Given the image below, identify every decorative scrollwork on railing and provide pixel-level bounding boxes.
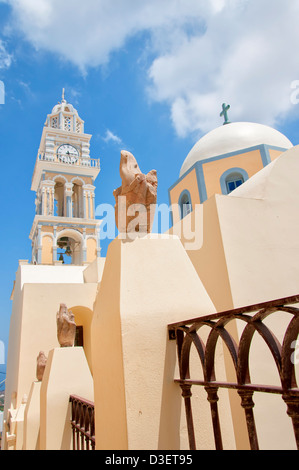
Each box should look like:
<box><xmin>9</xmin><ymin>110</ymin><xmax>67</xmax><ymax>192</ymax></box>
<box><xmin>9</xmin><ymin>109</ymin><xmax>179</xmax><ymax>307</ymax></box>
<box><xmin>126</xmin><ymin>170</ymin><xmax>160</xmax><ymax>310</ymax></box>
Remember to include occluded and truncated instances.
<box><xmin>168</xmin><ymin>295</ymin><xmax>299</xmax><ymax>450</ymax></box>
<box><xmin>69</xmin><ymin>395</ymin><xmax>95</xmax><ymax>450</ymax></box>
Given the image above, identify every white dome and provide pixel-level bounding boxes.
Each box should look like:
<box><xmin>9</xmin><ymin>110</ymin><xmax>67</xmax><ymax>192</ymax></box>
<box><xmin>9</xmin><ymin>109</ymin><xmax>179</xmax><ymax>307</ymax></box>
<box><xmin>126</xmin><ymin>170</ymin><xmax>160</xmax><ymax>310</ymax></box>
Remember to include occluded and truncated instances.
<box><xmin>180</xmin><ymin>122</ymin><xmax>293</xmax><ymax>177</ymax></box>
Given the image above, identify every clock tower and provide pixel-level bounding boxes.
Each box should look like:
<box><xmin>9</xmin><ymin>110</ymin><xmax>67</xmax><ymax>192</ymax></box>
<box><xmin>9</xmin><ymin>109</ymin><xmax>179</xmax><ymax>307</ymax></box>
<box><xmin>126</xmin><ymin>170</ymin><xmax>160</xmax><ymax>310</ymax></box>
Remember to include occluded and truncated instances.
<box><xmin>30</xmin><ymin>90</ymin><xmax>101</xmax><ymax>265</ymax></box>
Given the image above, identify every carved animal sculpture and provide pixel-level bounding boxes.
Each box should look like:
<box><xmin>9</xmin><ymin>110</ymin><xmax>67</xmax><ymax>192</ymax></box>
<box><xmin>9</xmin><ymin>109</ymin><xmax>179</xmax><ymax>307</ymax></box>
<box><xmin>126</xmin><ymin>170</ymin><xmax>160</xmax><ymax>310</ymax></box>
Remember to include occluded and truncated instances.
<box><xmin>36</xmin><ymin>351</ymin><xmax>47</xmax><ymax>382</ymax></box>
<box><xmin>56</xmin><ymin>303</ymin><xmax>76</xmax><ymax>347</ymax></box>
<box><xmin>113</xmin><ymin>150</ymin><xmax>157</xmax><ymax>234</ymax></box>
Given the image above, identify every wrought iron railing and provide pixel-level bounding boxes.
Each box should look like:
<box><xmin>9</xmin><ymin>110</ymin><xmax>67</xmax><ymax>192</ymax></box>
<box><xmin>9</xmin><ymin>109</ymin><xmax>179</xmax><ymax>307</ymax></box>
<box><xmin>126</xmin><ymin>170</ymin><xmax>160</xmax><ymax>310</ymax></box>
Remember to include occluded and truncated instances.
<box><xmin>168</xmin><ymin>294</ymin><xmax>299</xmax><ymax>450</ymax></box>
<box><xmin>69</xmin><ymin>395</ymin><xmax>95</xmax><ymax>450</ymax></box>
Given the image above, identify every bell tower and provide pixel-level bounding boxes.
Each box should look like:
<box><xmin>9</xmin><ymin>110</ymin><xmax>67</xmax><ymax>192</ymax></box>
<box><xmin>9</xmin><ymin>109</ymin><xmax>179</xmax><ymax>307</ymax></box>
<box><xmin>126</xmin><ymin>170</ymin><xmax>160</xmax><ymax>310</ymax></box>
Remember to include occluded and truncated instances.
<box><xmin>29</xmin><ymin>90</ymin><xmax>101</xmax><ymax>265</ymax></box>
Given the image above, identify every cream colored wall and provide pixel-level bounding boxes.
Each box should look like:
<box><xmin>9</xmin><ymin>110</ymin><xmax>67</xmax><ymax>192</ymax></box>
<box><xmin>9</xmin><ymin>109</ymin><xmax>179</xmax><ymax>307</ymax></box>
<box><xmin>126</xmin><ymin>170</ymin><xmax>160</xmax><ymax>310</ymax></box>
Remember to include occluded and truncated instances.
<box><xmin>219</xmin><ymin>146</ymin><xmax>299</xmax><ymax>306</ymax></box>
<box><xmin>83</xmin><ymin>257</ymin><xmax>105</xmax><ymax>284</ymax></box>
<box><xmin>4</xmin><ymin>279</ymin><xmax>97</xmax><ymax>422</ymax></box>
<box><xmin>4</xmin><ymin>267</ymin><xmax>25</xmax><ymax>419</ymax></box>
<box><xmin>23</xmin><ymin>381</ymin><xmax>41</xmax><ymax>450</ymax></box>
<box><xmin>40</xmin><ymin>347</ymin><xmax>93</xmax><ymax>450</ymax></box>
<box><xmin>169</xmin><ymin>147</ymin><xmax>299</xmax><ymax>450</ymax></box>
<box><xmin>168</xmin><ymin>199</ymin><xmax>250</xmax><ymax>450</ymax></box>
<box><xmin>215</xmin><ymin>190</ymin><xmax>299</xmax><ymax>449</ymax></box>
<box><xmin>203</xmin><ymin>149</ymin><xmax>263</xmax><ymax>198</ymax></box>
<box><xmin>91</xmin><ymin>235</ymin><xmax>237</xmax><ymax>450</ymax></box>
<box><xmin>169</xmin><ymin>196</ymin><xmax>233</xmax><ymax>313</ymax></box>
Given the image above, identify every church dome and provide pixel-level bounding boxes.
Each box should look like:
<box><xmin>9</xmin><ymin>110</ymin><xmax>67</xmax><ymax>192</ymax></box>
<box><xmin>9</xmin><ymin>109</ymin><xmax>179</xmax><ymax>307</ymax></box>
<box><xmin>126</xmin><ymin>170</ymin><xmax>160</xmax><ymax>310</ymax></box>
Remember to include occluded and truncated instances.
<box><xmin>179</xmin><ymin>122</ymin><xmax>293</xmax><ymax>177</ymax></box>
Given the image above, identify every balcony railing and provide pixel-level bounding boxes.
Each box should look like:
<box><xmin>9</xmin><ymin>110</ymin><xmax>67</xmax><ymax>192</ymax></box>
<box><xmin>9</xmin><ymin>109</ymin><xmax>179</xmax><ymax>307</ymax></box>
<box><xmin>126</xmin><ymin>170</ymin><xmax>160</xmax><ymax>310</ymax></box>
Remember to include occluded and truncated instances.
<box><xmin>38</xmin><ymin>153</ymin><xmax>100</xmax><ymax>169</ymax></box>
<box><xmin>168</xmin><ymin>294</ymin><xmax>299</xmax><ymax>450</ymax></box>
<box><xmin>69</xmin><ymin>395</ymin><xmax>95</xmax><ymax>450</ymax></box>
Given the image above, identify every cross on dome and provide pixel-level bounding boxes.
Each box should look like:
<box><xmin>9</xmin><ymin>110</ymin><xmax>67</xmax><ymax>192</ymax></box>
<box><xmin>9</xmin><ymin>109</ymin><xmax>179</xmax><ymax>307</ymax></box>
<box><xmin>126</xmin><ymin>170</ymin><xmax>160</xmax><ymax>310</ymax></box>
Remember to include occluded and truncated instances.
<box><xmin>220</xmin><ymin>103</ymin><xmax>231</xmax><ymax>125</ymax></box>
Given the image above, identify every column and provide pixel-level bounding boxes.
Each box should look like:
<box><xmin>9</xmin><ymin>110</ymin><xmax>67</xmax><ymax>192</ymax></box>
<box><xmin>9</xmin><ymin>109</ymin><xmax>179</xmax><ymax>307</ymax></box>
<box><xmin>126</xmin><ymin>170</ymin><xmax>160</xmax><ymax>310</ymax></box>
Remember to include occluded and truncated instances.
<box><xmin>49</xmin><ymin>187</ymin><xmax>55</xmax><ymax>216</ymax></box>
<box><xmin>91</xmin><ymin>192</ymin><xmax>95</xmax><ymax>219</ymax></box>
<box><xmin>40</xmin><ymin>181</ymin><xmax>55</xmax><ymax>216</ymax></box>
<box><xmin>88</xmin><ymin>192</ymin><xmax>92</xmax><ymax>219</ymax></box>
<box><xmin>82</xmin><ymin>228</ymin><xmax>87</xmax><ymax>263</ymax></box>
<box><xmin>53</xmin><ymin>226</ymin><xmax>58</xmax><ymax>262</ymax></box>
<box><xmin>64</xmin><ymin>183</ymin><xmax>74</xmax><ymax>218</ymax></box>
<box><xmin>37</xmin><ymin>225</ymin><xmax>42</xmax><ymax>264</ymax></box>
<box><xmin>41</xmin><ymin>188</ymin><xmax>46</xmax><ymax>216</ymax></box>
<box><xmin>83</xmin><ymin>189</ymin><xmax>87</xmax><ymax>219</ymax></box>
<box><xmin>82</xmin><ymin>185</ymin><xmax>96</xmax><ymax>219</ymax></box>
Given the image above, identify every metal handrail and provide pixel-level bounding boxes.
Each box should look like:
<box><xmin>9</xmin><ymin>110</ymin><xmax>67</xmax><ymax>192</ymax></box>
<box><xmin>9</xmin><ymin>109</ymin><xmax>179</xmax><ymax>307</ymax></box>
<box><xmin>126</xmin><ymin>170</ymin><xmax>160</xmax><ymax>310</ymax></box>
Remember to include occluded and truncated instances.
<box><xmin>69</xmin><ymin>395</ymin><xmax>95</xmax><ymax>450</ymax></box>
<box><xmin>168</xmin><ymin>294</ymin><xmax>299</xmax><ymax>450</ymax></box>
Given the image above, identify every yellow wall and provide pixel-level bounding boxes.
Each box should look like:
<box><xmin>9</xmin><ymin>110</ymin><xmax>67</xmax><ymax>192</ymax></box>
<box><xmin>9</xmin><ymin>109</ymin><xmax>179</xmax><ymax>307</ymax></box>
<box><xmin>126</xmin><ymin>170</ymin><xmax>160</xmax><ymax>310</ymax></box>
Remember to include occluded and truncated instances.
<box><xmin>45</xmin><ymin>172</ymin><xmax>92</xmax><ymax>185</ymax></box>
<box><xmin>169</xmin><ymin>168</ymin><xmax>200</xmax><ymax>224</ymax></box>
<box><xmin>169</xmin><ymin>149</ymin><xmax>266</xmax><ymax>226</ymax></box>
<box><xmin>41</xmin><ymin>236</ymin><xmax>53</xmax><ymax>265</ymax></box>
<box><xmin>203</xmin><ymin>149</ymin><xmax>263</xmax><ymax>198</ymax></box>
<box><xmin>41</xmin><ymin>226</ymin><xmax>53</xmax><ymax>234</ymax></box>
<box><xmin>268</xmin><ymin>148</ymin><xmax>285</xmax><ymax>162</ymax></box>
<box><xmin>86</xmin><ymin>238</ymin><xmax>97</xmax><ymax>264</ymax></box>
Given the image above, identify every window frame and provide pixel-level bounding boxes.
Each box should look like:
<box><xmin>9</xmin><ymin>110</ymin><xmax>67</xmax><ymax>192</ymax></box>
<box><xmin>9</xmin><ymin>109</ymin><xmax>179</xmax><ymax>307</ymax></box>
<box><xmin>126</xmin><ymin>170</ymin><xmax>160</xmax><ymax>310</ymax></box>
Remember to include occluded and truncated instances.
<box><xmin>178</xmin><ymin>190</ymin><xmax>193</xmax><ymax>219</ymax></box>
<box><xmin>220</xmin><ymin>168</ymin><xmax>249</xmax><ymax>195</ymax></box>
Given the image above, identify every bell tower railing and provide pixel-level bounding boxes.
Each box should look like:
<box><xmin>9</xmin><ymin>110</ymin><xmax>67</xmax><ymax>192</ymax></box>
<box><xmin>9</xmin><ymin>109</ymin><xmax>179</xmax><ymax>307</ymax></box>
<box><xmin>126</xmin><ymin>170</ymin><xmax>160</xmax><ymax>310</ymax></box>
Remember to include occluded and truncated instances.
<box><xmin>168</xmin><ymin>294</ymin><xmax>299</xmax><ymax>450</ymax></box>
<box><xmin>38</xmin><ymin>152</ymin><xmax>100</xmax><ymax>169</ymax></box>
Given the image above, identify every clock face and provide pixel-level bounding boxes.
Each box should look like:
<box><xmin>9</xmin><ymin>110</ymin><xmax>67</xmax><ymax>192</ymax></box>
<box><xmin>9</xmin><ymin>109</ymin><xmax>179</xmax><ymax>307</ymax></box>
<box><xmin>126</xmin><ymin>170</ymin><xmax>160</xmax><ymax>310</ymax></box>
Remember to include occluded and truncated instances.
<box><xmin>57</xmin><ymin>144</ymin><xmax>79</xmax><ymax>163</ymax></box>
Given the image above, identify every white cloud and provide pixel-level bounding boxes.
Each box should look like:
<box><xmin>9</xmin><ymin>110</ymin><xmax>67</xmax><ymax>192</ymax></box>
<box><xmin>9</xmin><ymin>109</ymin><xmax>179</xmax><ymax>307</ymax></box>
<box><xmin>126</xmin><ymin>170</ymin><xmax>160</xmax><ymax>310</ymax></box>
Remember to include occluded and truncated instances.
<box><xmin>148</xmin><ymin>0</ymin><xmax>299</xmax><ymax>136</ymax></box>
<box><xmin>0</xmin><ymin>40</ymin><xmax>13</xmax><ymax>69</ymax></box>
<box><xmin>102</xmin><ymin>129</ymin><xmax>122</xmax><ymax>145</ymax></box>
<box><xmin>4</xmin><ymin>0</ymin><xmax>210</xmax><ymax>70</ymax></box>
<box><xmin>4</xmin><ymin>0</ymin><xmax>299</xmax><ymax>137</ymax></box>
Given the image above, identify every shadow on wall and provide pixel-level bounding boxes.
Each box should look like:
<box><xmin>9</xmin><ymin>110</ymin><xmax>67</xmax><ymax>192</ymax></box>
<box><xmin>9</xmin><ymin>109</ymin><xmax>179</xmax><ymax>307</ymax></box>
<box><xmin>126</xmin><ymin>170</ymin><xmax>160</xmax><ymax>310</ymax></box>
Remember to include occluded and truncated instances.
<box><xmin>71</xmin><ymin>306</ymin><xmax>93</xmax><ymax>373</ymax></box>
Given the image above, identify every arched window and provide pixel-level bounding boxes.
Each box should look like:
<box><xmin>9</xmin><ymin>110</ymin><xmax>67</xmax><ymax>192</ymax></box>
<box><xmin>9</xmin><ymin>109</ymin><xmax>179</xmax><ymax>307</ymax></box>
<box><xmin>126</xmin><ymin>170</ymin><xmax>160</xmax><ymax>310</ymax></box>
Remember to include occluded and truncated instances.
<box><xmin>57</xmin><ymin>230</ymin><xmax>84</xmax><ymax>265</ymax></box>
<box><xmin>179</xmin><ymin>190</ymin><xmax>192</xmax><ymax>219</ymax></box>
<box><xmin>220</xmin><ymin>168</ymin><xmax>249</xmax><ymax>195</ymax></box>
<box><xmin>226</xmin><ymin>173</ymin><xmax>244</xmax><ymax>193</ymax></box>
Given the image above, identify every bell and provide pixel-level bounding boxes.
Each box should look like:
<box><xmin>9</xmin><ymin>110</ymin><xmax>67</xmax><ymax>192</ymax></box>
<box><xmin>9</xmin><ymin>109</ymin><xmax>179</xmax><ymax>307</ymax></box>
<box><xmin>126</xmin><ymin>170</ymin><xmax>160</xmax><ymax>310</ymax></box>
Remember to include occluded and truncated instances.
<box><xmin>65</xmin><ymin>245</ymin><xmax>72</xmax><ymax>256</ymax></box>
<box><xmin>59</xmin><ymin>253</ymin><xmax>64</xmax><ymax>263</ymax></box>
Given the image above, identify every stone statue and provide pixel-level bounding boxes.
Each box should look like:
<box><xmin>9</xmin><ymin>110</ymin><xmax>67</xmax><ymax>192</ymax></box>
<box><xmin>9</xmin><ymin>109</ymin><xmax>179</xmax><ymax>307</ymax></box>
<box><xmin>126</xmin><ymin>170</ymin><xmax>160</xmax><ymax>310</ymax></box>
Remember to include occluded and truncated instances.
<box><xmin>113</xmin><ymin>150</ymin><xmax>158</xmax><ymax>234</ymax></box>
<box><xmin>36</xmin><ymin>351</ymin><xmax>47</xmax><ymax>382</ymax></box>
<box><xmin>56</xmin><ymin>303</ymin><xmax>76</xmax><ymax>347</ymax></box>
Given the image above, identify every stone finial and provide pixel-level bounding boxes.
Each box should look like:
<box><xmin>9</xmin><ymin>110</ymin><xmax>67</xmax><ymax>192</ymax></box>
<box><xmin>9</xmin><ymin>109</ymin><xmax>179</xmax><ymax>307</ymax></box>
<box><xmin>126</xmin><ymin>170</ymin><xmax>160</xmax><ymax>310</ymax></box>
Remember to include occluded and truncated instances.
<box><xmin>36</xmin><ymin>351</ymin><xmax>47</xmax><ymax>382</ymax></box>
<box><xmin>113</xmin><ymin>150</ymin><xmax>158</xmax><ymax>234</ymax></box>
<box><xmin>56</xmin><ymin>303</ymin><xmax>76</xmax><ymax>347</ymax></box>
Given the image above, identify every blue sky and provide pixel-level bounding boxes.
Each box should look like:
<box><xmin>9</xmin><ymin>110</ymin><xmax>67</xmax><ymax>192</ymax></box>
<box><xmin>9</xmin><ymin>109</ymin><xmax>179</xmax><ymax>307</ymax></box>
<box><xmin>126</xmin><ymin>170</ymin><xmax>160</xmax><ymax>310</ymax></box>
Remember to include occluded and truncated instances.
<box><xmin>1</xmin><ymin>0</ymin><xmax>299</xmax><ymax>386</ymax></box>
